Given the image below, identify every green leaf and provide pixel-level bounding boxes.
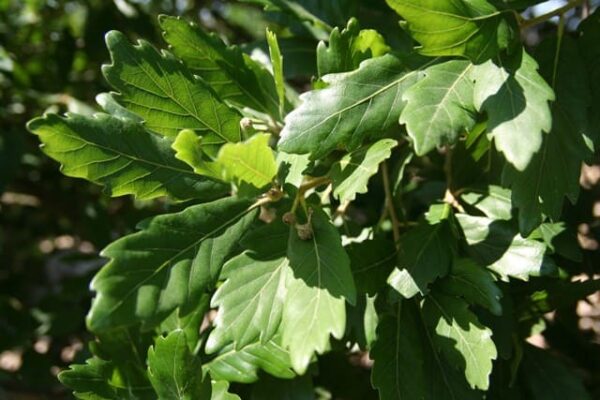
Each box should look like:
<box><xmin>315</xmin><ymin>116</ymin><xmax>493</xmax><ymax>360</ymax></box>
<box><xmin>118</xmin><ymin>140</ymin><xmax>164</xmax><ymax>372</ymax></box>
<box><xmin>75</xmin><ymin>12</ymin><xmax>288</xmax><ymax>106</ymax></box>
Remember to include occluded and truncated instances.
<box><xmin>371</xmin><ymin>302</ymin><xmax>427</xmax><ymax>400</ymax></box>
<box><xmin>330</xmin><ymin>139</ymin><xmax>397</xmax><ymax>203</ymax></box>
<box><xmin>371</xmin><ymin>300</ymin><xmax>480</xmax><ymax>399</ymax></box>
<box><xmin>251</xmin><ymin>375</ymin><xmax>314</xmax><ymax>400</ymax></box>
<box><xmin>283</xmin><ymin>208</ymin><xmax>356</xmax><ymax>373</ymax></box>
<box><xmin>60</xmin><ymin>328</ymin><xmax>156</xmax><ymax>400</ymax></box>
<box><xmin>211</xmin><ymin>381</ymin><xmax>241</xmax><ymax>400</ymax></box>
<box><xmin>278</xmin><ymin>53</ymin><xmax>433</xmax><ymax>159</ymax></box>
<box><xmin>472</xmin><ymin>49</ymin><xmax>555</xmax><ymax>171</ymax></box>
<box><xmin>456</xmin><ymin>214</ymin><xmax>556</xmax><ymax>281</ymax></box>
<box><xmin>87</xmin><ymin>197</ymin><xmax>257</xmax><ymax>332</ymax></box>
<box><xmin>218</xmin><ymin>133</ymin><xmax>277</xmax><ymax>188</ymax></box>
<box><xmin>206</xmin><ymin>255</ymin><xmax>288</xmax><ymax>351</ymax></box>
<box><xmin>317</xmin><ymin>17</ymin><xmax>389</xmax><ymax>77</ymax></box>
<box><xmin>276</xmin><ymin>151</ymin><xmax>310</xmax><ymax>187</ymax></box>
<box><xmin>204</xmin><ymin>339</ymin><xmax>295</xmax><ymax>383</ymax></box>
<box><xmin>423</xmin><ymin>293</ymin><xmax>497</xmax><ymax>390</ymax></box>
<box><xmin>525</xmin><ymin>279</ymin><xmax>600</xmax><ymax>315</ymax></box>
<box><xmin>148</xmin><ymin>330</ymin><xmax>211</xmax><ymax>399</ymax></box>
<box><xmin>387</xmin><ymin>208</ymin><xmax>455</xmax><ymax>298</ymax></box>
<box><xmin>173</xmin><ymin>131</ymin><xmax>278</xmax><ymax>188</ymax></box>
<box><xmin>400</xmin><ymin>60</ymin><xmax>476</xmax><ymax>155</ymax></box>
<box><xmin>347</xmin><ymin>294</ymin><xmax>379</xmax><ymax>350</ymax></box>
<box><xmin>385</xmin><ymin>0</ymin><xmax>516</xmax><ymax>62</ymax></box>
<box><xmin>520</xmin><ymin>344</ymin><xmax>591</xmax><ymax>400</ymax></box>
<box><xmin>58</xmin><ymin>358</ymin><xmax>126</xmax><ymax>400</ymax></box>
<box><xmin>159</xmin><ymin>294</ymin><xmax>211</xmax><ymax>353</ymax></box>
<box><xmin>103</xmin><ymin>31</ymin><xmax>241</xmax><ymax>151</ymax></box>
<box><xmin>579</xmin><ymin>9</ymin><xmax>600</xmax><ymax>145</ymax></box>
<box><xmin>346</xmin><ymin>238</ymin><xmax>397</xmax><ymax>295</ymax></box>
<box><xmin>504</xmin><ymin>37</ymin><xmax>591</xmax><ymax>235</ymax></box>
<box><xmin>96</xmin><ymin>92</ymin><xmax>143</xmax><ymax>123</ymax></box>
<box><xmin>159</xmin><ymin>15</ymin><xmax>280</xmax><ymax>120</ymax></box>
<box><xmin>27</xmin><ymin>113</ymin><xmax>227</xmax><ymax>201</ymax></box>
<box><xmin>266</xmin><ymin>28</ymin><xmax>286</xmax><ymax>118</ymax></box>
<box><xmin>460</xmin><ymin>185</ymin><xmax>512</xmax><ymax>220</ymax></box>
<box><xmin>439</xmin><ymin>258</ymin><xmax>502</xmax><ymax>316</ymax></box>
<box><xmin>240</xmin><ymin>0</ymin><xmax>335</xmax><ymax>40</ymax></box>
<box><xmin>535</xmin><ymin>222</ymin><xmax>581</xmax><ymax>262</ymax></box>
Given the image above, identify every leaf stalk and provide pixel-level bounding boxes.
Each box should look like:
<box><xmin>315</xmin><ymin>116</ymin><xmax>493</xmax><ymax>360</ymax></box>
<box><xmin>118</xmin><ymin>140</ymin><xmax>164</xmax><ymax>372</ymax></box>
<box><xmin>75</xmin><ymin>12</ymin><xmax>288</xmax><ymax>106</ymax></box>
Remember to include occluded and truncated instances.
<box><xmin>520</xmin><ymin>0</ymin><xmax>585</xmax><ymax>29</ymax></box>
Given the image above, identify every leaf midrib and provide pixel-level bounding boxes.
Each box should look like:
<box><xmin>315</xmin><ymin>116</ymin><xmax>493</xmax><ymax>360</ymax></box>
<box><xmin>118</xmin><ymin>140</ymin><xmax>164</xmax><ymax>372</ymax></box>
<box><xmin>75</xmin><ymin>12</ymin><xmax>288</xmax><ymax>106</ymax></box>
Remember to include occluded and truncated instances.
<box><xmin>53</xmin><ymin>127</ymin><xmax>196</xmax><ymax>176</ymax></box>
<box><xmin>291</xmin><ymin>57</ymin><xmax>439</xmax><ymax>140</ymax></box>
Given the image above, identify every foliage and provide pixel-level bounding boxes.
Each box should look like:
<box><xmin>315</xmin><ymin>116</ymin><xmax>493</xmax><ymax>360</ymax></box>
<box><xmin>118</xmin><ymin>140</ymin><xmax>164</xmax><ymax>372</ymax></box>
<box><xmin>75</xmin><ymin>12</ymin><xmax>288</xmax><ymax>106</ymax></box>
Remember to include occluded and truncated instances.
<box><xmin>4</xmin><ymin>0</ymin><xmax>600</xmax><ymax>398</ymax></box>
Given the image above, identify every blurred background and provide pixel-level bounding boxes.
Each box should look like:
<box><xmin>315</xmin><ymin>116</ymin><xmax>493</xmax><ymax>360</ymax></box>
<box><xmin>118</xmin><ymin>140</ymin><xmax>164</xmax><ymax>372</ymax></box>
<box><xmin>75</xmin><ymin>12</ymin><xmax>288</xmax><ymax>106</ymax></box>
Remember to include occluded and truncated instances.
<box><xmin>1</xmin><ymin>1</ymin><xmax>599</xmax><ymax>398</ymax></box>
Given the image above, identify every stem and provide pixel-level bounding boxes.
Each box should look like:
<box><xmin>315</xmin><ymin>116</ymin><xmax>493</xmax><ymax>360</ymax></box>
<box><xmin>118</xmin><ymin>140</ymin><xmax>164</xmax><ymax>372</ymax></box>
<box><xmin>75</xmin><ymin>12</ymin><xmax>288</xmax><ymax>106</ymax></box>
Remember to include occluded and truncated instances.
<box><xmin>521</xmin><ymin>0</ymin><xmax>585</xmax><ymax>29</ymax></box>
<box><xmin>250</xmin><ymin>194</ymin><xmax>277</xmax><ymax>210</ymax></box>
<box><xmin>552</xmin><ymin>14</ymin><xmax>566</xmax><ymax>88</ymax></box>
<box><xmin>382</xmin><ymin>161</ymin><xmax>401</xmax><ymax>249</ymax></box>
<box><xmin>291</xmin><ymin>176</ymin><xmax>332</xmax><ymax>213</ymax></box>
<box><xmin>443</xmin><ymin>145</ymin><xmax>465</xmax><ymax>213</ymax></box>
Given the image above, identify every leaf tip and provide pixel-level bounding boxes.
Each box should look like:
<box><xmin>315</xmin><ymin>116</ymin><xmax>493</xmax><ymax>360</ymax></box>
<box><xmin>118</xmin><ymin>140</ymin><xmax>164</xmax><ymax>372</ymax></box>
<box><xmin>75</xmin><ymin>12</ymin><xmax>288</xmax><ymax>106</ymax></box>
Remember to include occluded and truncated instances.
<box><xmin>104</xmin><ymin>30</ymin><xmax>125</xmax><ymax>49</ymax></box>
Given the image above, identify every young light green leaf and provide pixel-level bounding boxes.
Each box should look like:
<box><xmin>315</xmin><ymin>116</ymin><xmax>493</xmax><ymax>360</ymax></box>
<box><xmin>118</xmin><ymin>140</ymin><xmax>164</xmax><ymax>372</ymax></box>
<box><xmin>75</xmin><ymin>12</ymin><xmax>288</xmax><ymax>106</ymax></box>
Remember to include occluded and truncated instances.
<box><xmin>172</xmin><ymin>129</ymin><xmax>224</xmax><ymax>180</ymax></box>
<box><xmin>330</xmin><ymin>139</ymin><xmax>397</xmax><ymax>203</ymax></box>
<box><xmin>283</xmin><ymin>208</ymin><xmax>356</xmax><ymax>373</ymax></box>
<box><xmin>456</xmin><ymin>214</ymin><xmax>556</xmax><ymax>281</ymax></box>
<box><xmin>218</xmin><ymin>133</ymin><xmax>277</xmax><ymax>188</ymax></box>
<box><xmin>211</xmin><ymin>381</ymin><xmax>241</xmax><ymax>400</ymax></box>
<box><xmin>504</xmin><ymin>37</ymin><xmax>591</xmax><ymax>236</ymax></box>
<box><xmin>472</xmin><ymin>49</ymin><xmax>555</xmax><ymax>171</ymax></box>
<box><xmin>173</xmin><ymin>131</ymin><xmax>277</xmax><ymax>187</ymax></box>
<box><xmin>159</xmin><ymin>15</ymin><xmax>280</xmax><ymax>120</ymax></box>
<box><xmin>87</xmin><ymin>198</ymin><xmax>257</xmax><ymax>332</ymax></box>
<box><xmin>27</xmin><ymin>113</ymin><xmax>227</xmax><ymax>201</ymax></box>
<box><xmin>423</xmin><ymin>293</ymin><xmax>497</xmax><ymax>390</ymax></box>
<box><xmin>439</xmin><ymin>258</ymin><xmax>503</xmax><ymax>316</ymax></box>
<box><xmin>148</xmin><ymin>330</ymin><xmax>211</xmax><ymax>400</ymax></box>
<box><xmin>317</xmin><ymin>17</ymin><xmax>389</xmax><ymax>77</ymax></box>
<box><xmin>371</xmin><ymin>302</ymin><xmax>427</xmax><ymax>400</ymax></box>
<box><xmin>278</xmin><ymin>53</ymin><xmax>433</xmax><ymax>159</ymax></box>
<box><xmin>276</xmin><ymin>151</ymin><xmax>310</xmax><ymax>187</ymax></box>
<box><xmin>266</xmin><ymin>28</ymin><xmax>285</xmax><ymax>118</ymax></box>
<box><xmin>204</xmin><ymin>339</ymin><xmax>295</xmax><ymax>383</ymax></box>
<box><xmin>206</xmin><ymin>255</ymin><xmax>288</xmax><ymax>352</ymax></box>
<box><xmin>385</xmin><ymin>0</ymin><xmax>516</xmax><ymax>62</ymax></box>
<box><xmin>400</xmin><ymin>60</ymin><xmax>476</xmax><ymax>155</ymax></box>
<box><xmin>388</xmin><ymin>209</ymin><xmax>455</xmax><ymax>298</ymax></box>
<box><xmin>103</xmin><ymin>30</ymin><xmax>241</xmax><ymax>151</ymax></box>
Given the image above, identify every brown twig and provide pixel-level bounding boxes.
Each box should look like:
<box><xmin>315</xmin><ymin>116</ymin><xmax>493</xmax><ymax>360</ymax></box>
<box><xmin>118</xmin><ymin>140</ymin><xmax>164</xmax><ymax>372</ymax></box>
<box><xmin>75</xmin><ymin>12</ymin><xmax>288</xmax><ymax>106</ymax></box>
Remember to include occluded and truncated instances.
<box><xmin>382</xmin><ymin>161</ymin><xmax>401</xmax><ymax>249</ymax></box>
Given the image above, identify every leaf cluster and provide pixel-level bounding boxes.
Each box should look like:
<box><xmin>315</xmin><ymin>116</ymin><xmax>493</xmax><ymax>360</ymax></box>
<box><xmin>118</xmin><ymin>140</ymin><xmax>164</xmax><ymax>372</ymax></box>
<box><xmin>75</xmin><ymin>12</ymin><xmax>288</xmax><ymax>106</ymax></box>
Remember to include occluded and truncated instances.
<box><xmin>26</xmin><ymin>1</ymin><xmax>600</xmax><ymax>398</ymax></box>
